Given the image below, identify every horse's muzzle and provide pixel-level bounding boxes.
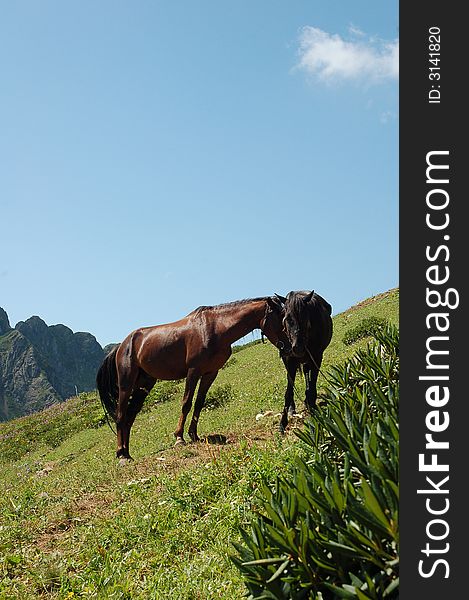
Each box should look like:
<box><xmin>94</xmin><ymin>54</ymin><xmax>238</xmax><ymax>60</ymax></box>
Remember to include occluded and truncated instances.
<box><xmin>290</xmin><ymin>343</ymin><xmax>306</xmax><ymax>358</ymax></box>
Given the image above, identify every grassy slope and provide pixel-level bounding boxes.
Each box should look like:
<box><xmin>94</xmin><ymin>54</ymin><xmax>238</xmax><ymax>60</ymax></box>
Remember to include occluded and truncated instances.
<box><xmin>0</xmin><ymin>289</ymin><xmax>398</xmax><ymax>599</ymax></box>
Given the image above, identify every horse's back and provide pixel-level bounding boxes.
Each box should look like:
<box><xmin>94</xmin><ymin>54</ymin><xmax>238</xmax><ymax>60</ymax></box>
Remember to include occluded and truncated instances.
<box><xmin>124</xmin><ymin>314</ymin><xmax>221</xmax><ymax>379</ymax></box>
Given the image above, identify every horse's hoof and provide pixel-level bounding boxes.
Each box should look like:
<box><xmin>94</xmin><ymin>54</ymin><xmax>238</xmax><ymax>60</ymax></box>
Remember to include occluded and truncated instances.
<box><xmin>118</xmin><ymin>456</ymin><xmax>133</xmax><ymax>466</ymax></box>
<box><xmin>278</xmin><ymin>424</ymin><xmax>286</xmax><ymax>435</ymax></box>
<box><xmin>174</xmin><ymin>437</ymin><xmax>186</xmax><ymax>446</ymax></box>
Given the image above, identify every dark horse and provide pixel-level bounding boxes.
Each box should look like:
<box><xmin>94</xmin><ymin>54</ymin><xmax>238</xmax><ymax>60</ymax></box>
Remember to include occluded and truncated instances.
<box><xmin>276</xmin><ymin>290</ymin><xmax>333</xmax><ymax>432</ymax></box>
<box><xmin>96</xmin><ymin>296</ymin><xmax>287</xmax><ymax>459</ymax></box>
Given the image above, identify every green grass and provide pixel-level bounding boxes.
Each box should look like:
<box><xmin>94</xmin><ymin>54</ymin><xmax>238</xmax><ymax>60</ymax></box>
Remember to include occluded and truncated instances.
<box><xmin>0</xmin><ymin>288</ymin><xmax>398</xmax><ymax>599</ymax></box>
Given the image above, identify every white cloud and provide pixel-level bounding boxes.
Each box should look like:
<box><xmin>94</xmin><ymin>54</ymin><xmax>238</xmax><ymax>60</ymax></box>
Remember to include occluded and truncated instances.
<box><xmin>348</xmin><ymin>24</ymin><xmax>366</xmax><ymax>38</ymax></box>
<box><xmin>297</xmin><ymin>26</ymin><xmax>399</xmax><ymax>84</ymax></box>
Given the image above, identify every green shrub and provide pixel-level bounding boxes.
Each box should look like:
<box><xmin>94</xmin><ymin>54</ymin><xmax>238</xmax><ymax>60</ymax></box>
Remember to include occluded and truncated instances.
<box><xmin>204</xmin><ymin>383</ymin><xmax>234</xmax><ymax>410</ymax></box>
<box><xmin>342</xmin><ymin>317</ymin><xmax>388</xmax><ymax>346</ymax></box>
<box><xmin>222</xmin><ymin>355</ymin><xmax>238</xmax><ymax>370</ymax></box>
<box><xmin>232</xmin><ymin>339</ymin><xmax>262</xmax><ymax>353</ymax></box>
<box><xmin>144</xmin><ymin>380</ymin><xmax>182</xmax><ymax>410</ymax></box>
<box><xmin>234</xmin><ymin>325</ymin><xmax>399</xmax><ymax>599</ymax></box>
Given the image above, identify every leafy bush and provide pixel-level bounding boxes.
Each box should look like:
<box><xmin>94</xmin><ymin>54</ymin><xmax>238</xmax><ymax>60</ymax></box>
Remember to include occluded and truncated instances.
<box><xmin>143</xmin><ymin>380</ymin><xmax>182</xmax><ymax>410</ymax></box>
<box><xmin>222</xmin><ymin>355</ymin><xmax>238</xmax><ymax>370</ymax></box>
<box><xmin>342</xmin><ymin>317</ymin><xmax>388</xmax><ymax>346</ymax></box>
<box><xmin>232</xmin><ymin>339</ymin><xmax>263</xmax><ymax>353</ymax></box>
<box><xmin>234</xmin><ymin>326</ymin><xmax>399</xmax><ymax>599</ymax></box>
<box><xmin>204</xmin><ymin>383</ymin><xmax>234</xmax><ymax>410</ymax></box>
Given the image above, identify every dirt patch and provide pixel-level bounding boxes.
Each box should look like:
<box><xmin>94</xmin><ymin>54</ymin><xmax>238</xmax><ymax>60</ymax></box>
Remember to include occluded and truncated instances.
<box><xmin>35</xmin><ymin>461</ymin><xmax>57</xmax><ymax>478</ymax></box>
<box><xmin>35</xmin><ymin>490</ymin><xmax>118</xmax><ymax>553</ymax></box>
<box><xmin>129</xmin><ymin>438</ymin><xmax>234</xmax><ymax>479</ymax></box>
<box><xmin>30</xmin><ymin>423</ymin><xmax>300</xmax><ymax>556</ymax></box>
<box><xmin>118</xmin><ymin>421</ymin><xmax>297</xmax><ymax>481</ymax></box>
<box><xmin>73</xmin><ymin>490</ymin><xmax>118</xmax><ymax>519</ymax></box>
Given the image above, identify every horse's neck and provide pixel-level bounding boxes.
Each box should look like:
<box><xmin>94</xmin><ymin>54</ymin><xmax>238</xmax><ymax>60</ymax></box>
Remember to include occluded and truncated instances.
<box><xmin>218</xmin><ymin>302</ymin><xmax>265</xmax><ymax>344</ymax></box>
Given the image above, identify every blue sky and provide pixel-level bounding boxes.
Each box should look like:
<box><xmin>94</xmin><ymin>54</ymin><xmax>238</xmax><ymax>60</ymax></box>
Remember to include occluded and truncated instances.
<box><xmin>0</xmin><ymin>1</ymin><xmax>398</xmax><ymax>347</ymax></box>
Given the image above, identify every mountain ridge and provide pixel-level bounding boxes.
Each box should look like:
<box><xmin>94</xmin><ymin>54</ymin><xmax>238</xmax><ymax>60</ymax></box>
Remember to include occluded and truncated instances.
<box><xmin>0</xmin><ymin>308</ymin><xmax>106</xmax><ymax>421</ymax></box>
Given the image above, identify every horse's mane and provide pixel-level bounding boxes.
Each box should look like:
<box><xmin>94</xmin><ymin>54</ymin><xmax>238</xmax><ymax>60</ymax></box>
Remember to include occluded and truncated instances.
<box><xmin>286</xmin><ymin>291</ymin><xmax>332</xmax><ymax>318</ymax></box>
<box><xmin>188</xmin><ymin>297</ymin><xmax>268</xmax><ymax>316</ymax></box>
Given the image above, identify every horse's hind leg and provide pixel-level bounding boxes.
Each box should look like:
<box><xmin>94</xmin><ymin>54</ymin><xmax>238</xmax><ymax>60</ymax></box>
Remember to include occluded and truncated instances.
<box><xmin>174</xmin><ymin>369</ymin><xmax>200</xmax><ymax>445</ymax></box>
<box><xmin>115</xmin><ymin>346</ymin><xmax>140</xmax><ymax>460</ymax></box>
<box><xmin>116</xmin><ymin>387</ymin><xmax>134</xmax><ymax>460</ymax></box>
<box><xmin>188</xmin><ymin>371</ymin><xmax>218</xmax><ymax>442</ymax></box>
<box><xmin>125</xmin><ymin>372</ymin><xmax>156</xmax><ymax>449</ymax></box>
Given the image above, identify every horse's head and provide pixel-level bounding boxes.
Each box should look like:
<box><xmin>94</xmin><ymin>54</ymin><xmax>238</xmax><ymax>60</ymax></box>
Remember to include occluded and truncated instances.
<box><xmin>260</xmin><ymin>296</ymin><xmax>291</xmax><ymax>354</ymax></box>
<box><xmin>282</xmin><ymin>290</ymin><xmax>315</xmax><ymax>357</ymax></box>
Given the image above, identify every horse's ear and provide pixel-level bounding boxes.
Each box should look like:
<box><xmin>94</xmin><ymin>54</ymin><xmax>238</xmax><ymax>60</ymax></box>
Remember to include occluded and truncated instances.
<box><xmin>303</xmin><ymin>290</ymin><xmax>315</xmax><ymax>303</ymax></box>
<box><xmin>274</xmin><ymin>293</ymin><xmax>287</xmax><ymax>304</ymax></box>
<box><xmin>267</xmin><ymin>296</ymin><xmax>284</xmax><ymax>311</ymax></box>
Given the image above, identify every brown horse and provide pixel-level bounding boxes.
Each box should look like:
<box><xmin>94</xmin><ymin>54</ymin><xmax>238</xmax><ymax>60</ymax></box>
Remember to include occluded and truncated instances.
<box><xmin>96</xmin><ymin>296</ymin><xmax>287</xmax><ymax>459</ymax></box>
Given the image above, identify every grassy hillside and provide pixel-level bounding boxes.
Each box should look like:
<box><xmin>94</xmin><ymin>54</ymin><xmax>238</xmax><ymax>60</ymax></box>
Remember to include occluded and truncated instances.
<box><xmin>0</xmin><ymin>289</ymin><xmax>398</xmax><ymax>599</ymax></box>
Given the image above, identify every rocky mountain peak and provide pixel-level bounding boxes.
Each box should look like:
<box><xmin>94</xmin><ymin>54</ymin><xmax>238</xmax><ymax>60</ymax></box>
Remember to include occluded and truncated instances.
<box><xmin>0</xmin><ymin>309</ymin><xmax>110</xmax><ymax>422</ymax></box>
<box><xmin>0</xmin><ymin>307</ymin><xmax>12</xmax><ymax>336</ymax></box>
<box><xmin>16</xmin><ymin>315</ymin><xmax>49</xmax><ymax>338</ymax></box>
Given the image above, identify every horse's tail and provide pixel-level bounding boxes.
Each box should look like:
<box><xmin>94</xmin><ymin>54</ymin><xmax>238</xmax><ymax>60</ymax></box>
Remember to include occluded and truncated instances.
<box><xmin>96</xmin><ymin>346</ymin><xmax>119</xmax><ymax>431</ymax></box>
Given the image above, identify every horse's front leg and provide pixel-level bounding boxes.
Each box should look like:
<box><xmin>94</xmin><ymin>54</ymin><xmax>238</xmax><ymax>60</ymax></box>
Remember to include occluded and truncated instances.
<box><xmin>304</xmin><ymin>355</ymin><xmax>321</xmax><ymax>413</ymax></box>
<box><xmin>174</xmin><ymin>369</ymin><xmax>200</xmax><ymax>445</ymax></box>
<box><xmin>188</xmin><ymin>371</ymin><xmax>219</xmax><ymax>442</ymax></box>
<box><xmin>279</xmin><ymin>357</ymin><xmax>298</xmax><ymax>434</ymax></box>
